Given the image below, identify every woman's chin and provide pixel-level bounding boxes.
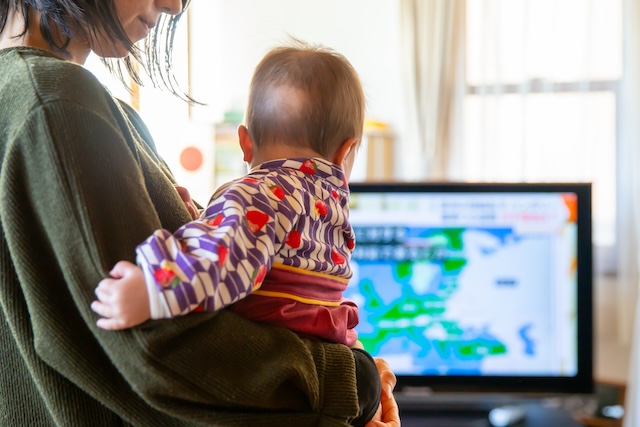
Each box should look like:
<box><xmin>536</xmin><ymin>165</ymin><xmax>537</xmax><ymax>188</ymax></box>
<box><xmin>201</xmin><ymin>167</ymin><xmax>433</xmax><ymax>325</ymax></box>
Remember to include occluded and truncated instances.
<box><xmin>90</xmin><ymin>38</ymin><xmax>135</xmax><ymax>59</ymax></box>
<box><xmin>92</xmin><ymin>47</ymin><xmax>130</xmax><ymax>59</ymax></box>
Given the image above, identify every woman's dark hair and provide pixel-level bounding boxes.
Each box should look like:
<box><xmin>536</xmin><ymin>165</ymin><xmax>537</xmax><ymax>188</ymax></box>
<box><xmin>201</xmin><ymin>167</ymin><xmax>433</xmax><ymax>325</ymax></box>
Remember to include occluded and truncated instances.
<box><xmin>0</xmin><ymin>0</ymin><xmax>192</xmax><ymax>100</ymax></box>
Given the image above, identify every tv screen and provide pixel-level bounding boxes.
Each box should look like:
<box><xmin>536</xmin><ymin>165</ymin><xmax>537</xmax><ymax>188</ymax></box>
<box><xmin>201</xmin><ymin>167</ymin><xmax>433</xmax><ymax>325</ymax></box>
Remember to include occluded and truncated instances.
<box><xmin>346</xmin><ymin>182</ymin><xmax>593</xmax><ymax>395</ymax></box>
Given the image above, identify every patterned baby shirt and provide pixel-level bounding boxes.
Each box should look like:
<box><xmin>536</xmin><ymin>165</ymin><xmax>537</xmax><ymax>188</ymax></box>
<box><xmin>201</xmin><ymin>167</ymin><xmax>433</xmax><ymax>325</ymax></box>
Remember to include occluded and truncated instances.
<box><xmin>136</xmin><ymin>157</ymin><xmax>359</xmax><ymax>345</ymax></box>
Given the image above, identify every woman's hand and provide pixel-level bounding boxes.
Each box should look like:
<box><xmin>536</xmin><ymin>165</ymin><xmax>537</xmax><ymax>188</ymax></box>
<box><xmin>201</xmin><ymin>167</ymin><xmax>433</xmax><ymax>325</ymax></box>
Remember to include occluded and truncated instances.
<box><xmin>365</xmin><ymin>358</ymin><xmax>400</xmax><ymax>427</ymax></box>
<box><xmin>351</xmin><ymin>340</ymin><xmax>365</xmax><ymax>350</ymax></box>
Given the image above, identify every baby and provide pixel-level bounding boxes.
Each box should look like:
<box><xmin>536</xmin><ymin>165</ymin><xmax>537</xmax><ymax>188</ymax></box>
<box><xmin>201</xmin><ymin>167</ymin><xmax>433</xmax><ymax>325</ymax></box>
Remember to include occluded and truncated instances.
<box><xmin>92</xmin><ymin>41</ymin><xmax>366</xmax><ymax>349</ymax></box>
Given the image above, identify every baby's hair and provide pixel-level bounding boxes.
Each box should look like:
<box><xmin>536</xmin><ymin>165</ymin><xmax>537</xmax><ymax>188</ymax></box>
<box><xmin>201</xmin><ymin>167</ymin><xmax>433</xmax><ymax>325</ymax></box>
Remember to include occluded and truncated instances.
<box><xmin>245</xmin><ymin>38</ymin><xmax>366</xmax><ymax>159</ymax></box>
<box><xmin>0</xmin><ymin>0</ymin><xmax>192</xmax><ymax>101</ymax></box>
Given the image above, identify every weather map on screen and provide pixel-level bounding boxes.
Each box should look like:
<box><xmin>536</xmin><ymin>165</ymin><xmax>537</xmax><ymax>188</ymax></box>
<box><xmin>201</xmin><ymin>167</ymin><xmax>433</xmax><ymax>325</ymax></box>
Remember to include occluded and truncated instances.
<box><xmin>345</xmin><ymin>190</ymin><xmax>579</xmax><ymax>378</ymax></box>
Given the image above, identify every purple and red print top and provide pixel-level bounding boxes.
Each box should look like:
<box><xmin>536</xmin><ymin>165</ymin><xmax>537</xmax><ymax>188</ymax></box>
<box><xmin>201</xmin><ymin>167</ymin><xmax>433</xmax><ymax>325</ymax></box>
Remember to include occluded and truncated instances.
<box><xmin>136</xmin><ymin>158</ymin><xmax>359</xmax><ymax>345</ymax></box>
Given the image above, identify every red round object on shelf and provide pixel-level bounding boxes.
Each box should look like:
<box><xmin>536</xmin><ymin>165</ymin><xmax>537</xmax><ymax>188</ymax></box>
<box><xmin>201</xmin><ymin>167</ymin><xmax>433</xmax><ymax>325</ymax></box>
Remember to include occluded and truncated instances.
<box><xmin>180</xmin><ymin>146</ymin><xmax>203</xmax><ymax>171</ymax></box>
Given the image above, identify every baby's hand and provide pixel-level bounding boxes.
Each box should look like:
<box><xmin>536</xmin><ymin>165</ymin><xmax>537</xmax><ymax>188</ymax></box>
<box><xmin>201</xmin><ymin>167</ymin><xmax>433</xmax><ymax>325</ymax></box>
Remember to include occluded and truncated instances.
<box><xmin>175</xmin><ymin>184</ymin><xmax>200</xmax><ymax>220</ymax></box>
<box><xmin>91</xmin><ymin>261</ymin><xmax>151</xmax><ymax>330</ymax></box>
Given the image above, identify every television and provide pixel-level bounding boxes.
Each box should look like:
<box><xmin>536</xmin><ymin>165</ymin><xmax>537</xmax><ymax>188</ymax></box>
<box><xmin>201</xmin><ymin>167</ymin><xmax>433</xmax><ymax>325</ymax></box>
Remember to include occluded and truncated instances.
<box><xmin>345</xmin><ymin>182</ymin><xmax>593</xmax><ymax>405</ymax></box>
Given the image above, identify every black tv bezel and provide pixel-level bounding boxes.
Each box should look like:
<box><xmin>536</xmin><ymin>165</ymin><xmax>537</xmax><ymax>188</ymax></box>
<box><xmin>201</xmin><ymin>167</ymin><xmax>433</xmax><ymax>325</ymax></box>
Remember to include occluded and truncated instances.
<box><xmin>348</xmin><ymin>181</ymin><xmax>594</xmax><ymax>395</ymax></box>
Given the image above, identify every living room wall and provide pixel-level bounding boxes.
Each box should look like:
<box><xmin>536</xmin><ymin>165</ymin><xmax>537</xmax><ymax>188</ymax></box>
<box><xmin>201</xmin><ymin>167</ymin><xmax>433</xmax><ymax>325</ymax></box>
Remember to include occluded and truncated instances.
<box><xmin>187</xmin><ymin>0</ymin><xmax>406</xmax><ymax>145</ymax></box>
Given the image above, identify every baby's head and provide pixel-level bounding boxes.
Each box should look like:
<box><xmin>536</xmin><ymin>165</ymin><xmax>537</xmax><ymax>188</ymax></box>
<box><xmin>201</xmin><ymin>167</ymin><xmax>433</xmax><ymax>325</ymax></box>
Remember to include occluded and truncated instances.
<box><xmin>240</xmin><ymin>40</ymin><xmax>365</xmax><ymax>177</ymax></box>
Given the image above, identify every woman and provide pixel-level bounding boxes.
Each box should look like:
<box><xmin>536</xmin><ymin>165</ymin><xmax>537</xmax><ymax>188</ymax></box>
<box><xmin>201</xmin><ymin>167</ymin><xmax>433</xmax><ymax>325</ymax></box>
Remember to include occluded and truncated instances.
<box><xmin>0</xmin><ymin>0</ymin><xmax>399</xmax><ymax>426</ymax></box>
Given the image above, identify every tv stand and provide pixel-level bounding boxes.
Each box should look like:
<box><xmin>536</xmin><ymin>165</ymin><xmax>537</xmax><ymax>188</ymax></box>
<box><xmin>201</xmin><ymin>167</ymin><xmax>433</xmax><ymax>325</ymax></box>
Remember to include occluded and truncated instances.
<box><xmin>396</xmin><ymin>393</ymin><xmax>586</xmax><ymax>427</ymax></box>
<box><xmin>488</xmin><ymin>405</ymin><xmax>527</xmax><ymax>426</ymax></box>
<box><xmin>396</xmin><ymin>390</ymin><xmax>526</xmax><ymax>412</ymax></box>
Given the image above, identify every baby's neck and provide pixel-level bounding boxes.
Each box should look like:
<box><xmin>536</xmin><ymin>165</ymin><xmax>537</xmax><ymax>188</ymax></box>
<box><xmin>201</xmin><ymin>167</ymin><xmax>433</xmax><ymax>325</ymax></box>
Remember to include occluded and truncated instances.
<box><xmin>251</xmin><ymin>144</ymin><xmax>330</xmax><ymax>168</ymax></box>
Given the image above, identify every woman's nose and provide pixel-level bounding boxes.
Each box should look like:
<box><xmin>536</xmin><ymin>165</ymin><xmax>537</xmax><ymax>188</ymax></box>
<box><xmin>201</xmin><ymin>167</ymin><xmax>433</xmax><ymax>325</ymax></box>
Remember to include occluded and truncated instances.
<box><xmin>156</xmin><ymin>0</ymin><xmax>183</xmax><ymax>16</ymax></box>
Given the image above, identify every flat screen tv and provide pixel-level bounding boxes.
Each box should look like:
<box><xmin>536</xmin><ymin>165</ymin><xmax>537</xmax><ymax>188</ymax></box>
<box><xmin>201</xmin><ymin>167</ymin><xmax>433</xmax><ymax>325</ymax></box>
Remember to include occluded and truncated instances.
<box><xmin>346</xmin><ymin>182</ymin><xmax>593</xmax><ymax>399</ymax></box>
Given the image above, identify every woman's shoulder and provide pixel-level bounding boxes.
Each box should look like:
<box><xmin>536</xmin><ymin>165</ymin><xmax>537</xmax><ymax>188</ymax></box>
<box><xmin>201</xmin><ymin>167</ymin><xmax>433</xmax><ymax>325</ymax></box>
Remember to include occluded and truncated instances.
<box><xmin>0</xmin><ymin>47</ymin><xmax>158</xmax><ymax>159</ymax></box>
<box><xmin>1</xmin><ymin>47</ymin><xmax>114</xmax><ymax>112</ymax></box>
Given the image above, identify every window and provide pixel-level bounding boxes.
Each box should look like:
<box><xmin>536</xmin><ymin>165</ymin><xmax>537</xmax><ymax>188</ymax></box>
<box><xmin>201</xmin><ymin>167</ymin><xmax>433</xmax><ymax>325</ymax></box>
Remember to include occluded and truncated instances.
<box><xmin>461</xmin><ymin>0</ymin><xmax>622</xmax><ymax>248</ymax></box>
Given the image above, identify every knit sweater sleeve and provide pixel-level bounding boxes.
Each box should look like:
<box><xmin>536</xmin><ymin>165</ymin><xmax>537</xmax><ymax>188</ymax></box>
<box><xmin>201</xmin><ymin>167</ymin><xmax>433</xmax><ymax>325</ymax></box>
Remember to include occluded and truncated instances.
<box><xmin>6</xmin><ymin>97</ymin><xmax>362</xmax><ymax>425</ymax></box>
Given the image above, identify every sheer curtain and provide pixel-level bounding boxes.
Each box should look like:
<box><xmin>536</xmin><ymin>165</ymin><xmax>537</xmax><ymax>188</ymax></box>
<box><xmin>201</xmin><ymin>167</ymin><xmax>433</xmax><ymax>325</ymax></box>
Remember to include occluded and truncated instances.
<box><xmin>621</xmin><ymin>0</ymin><xmax>640</xmax><ymax>422</ymax></box>
<box><xmin>456</xmin><ymin>0</ymin><xmax>619</xmax><ymax>247</ymax></box>
<box><xmin>398</xmin><ymin>0</ymin><xmax>465</xmax><ymax>181</ymax></box>
<box><xmin>399</xmin><ymin>2</ymin><xmax>620</xmax><ymax>251</ymax></box>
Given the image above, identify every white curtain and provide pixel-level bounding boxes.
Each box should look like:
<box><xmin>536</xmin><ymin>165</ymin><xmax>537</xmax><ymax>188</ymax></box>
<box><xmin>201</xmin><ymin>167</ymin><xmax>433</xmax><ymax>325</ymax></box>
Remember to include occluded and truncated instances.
<box><xmin>621</xmin><ymin>0</ymin><xmax>640</xmax><ymax>422</ymax></box>
<box><xmin>398</xmin><ymin>0</ymin><xmax>464</xmax><ymax>181</ymax></box>
<box><xmin>456</xmin><ymin>1</ymin><xmax>619</xmax><ymax>193</ymax></box>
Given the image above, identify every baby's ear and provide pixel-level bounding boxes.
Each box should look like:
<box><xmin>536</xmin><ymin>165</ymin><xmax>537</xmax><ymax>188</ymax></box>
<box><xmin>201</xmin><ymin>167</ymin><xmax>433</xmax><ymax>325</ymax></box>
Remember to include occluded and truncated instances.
<box><xmin>332</xmin><ymin>138</ymin><xmax>358</xmax><ymax>166</ymax></box>
<box><xmin>238</xmin><ymin>125</ymin><xmax>253</xmax><ymax>163</ymax></box>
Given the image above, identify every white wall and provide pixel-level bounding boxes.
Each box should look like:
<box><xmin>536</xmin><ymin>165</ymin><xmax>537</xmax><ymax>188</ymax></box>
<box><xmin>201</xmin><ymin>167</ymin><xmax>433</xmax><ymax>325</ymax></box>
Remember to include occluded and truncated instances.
<box><xmin>177</xmin><ymin>0</ymin><xmax>407</xmax><ymax>200</ymax></box>
<box><xmin>189</xmin><ymin>0</ymin><xmax>405</xmax><ymax>128</ymax></box>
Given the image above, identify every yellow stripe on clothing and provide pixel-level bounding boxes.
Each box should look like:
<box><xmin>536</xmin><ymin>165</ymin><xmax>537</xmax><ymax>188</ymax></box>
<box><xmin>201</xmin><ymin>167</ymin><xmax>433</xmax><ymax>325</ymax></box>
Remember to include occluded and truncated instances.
<box><xmin>251</xmin><ymin>289</ymin><xmax>342</xmax><ymax>307</ymax></box>
<box><xmin>271</xmin><ymin>262</ymin><xmax>350</xmax><ymax>284</ymax></box>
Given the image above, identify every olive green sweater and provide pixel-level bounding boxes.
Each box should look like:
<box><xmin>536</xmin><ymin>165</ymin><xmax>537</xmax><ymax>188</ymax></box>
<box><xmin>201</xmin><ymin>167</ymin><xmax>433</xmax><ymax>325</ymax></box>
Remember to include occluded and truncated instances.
<box><xmin>0</xmin><ymin>47</ymin><xmax>361</xmax><ymax>426</ymax></box>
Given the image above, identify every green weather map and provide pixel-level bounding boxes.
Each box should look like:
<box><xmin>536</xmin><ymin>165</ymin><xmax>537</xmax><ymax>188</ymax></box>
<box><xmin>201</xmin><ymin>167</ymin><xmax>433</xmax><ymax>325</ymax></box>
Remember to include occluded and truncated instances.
<box><xmin>345</xmin><ymin>193</ymin><xmax>578</xmax><ymax>377</ymax></box>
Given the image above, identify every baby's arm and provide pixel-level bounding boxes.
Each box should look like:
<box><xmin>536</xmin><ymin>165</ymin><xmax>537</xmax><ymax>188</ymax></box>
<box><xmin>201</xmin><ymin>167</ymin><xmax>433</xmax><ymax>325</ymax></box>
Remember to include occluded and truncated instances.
<box><xmin>91</xmin><ymin>261</ymin><xmax>151</xmax><ymax>330</ymax></box>
<box><xmin>93</xmin><ymin>178</ymin><xmax>300</xmax><ymax>328</ymax></box>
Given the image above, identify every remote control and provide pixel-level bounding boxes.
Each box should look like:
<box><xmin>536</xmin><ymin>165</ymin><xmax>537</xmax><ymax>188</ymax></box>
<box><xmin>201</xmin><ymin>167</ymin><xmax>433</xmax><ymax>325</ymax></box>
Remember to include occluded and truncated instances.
<box><xmin>488</xmin><ymin>405</ymin><xmax>527</xmax><ymax>426</ymax></box>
